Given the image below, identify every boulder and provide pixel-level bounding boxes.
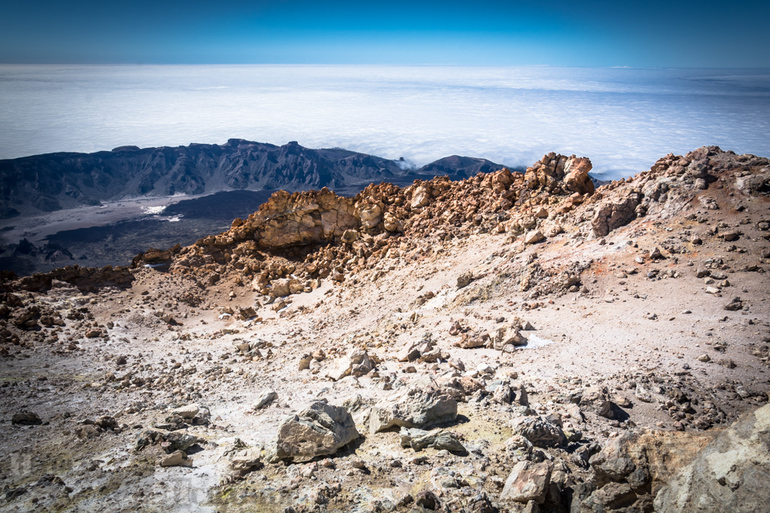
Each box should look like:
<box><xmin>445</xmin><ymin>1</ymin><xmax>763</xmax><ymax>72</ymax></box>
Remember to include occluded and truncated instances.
<box><xmin>592</xmin><ymin>193</ymin><xmax>642</xmax><ymax>237</ymax></box>
<box><xmin>511</xmin><ymin>416</ymin><xmax>566</xmax><ymax>448</ymax></box>
<box><xmin>170</xmin><ymin>404</ymin><xmax>199</xmax><ymax>420</ymax></box>
<box><xmin>367</xmin><ymin>387</ymin><xmax>457</xmax><ymax>434</ymax></box>
<box><xmin>230</xmin><ymin>448</ymin><xmax>263</xmax><ymax>474</ymax></box>
<box><xmin>326</xmin><ymin>350</ymin><xmax>374</xmax><ymax>381</ymax></box>
<box><xmin>399</xmin><ymin>427</ymin><xmax>466</xmax><ymax>453</ymax></box>
<box><xmin>524</xmin><ymin>230</ymin><xmax>545</xmax><ymax>245</ymax></box>
<box><xmin>500</xmin><ymin>461</ymin><xmax>553</xmax><ymax>504</ymax></box>
<box><xmin>11</xmin><ymin>411</ymin><xmax>42</xmax><ymax>426</ymax></box>
<box><xmin>274</xmin><ymin>402</ymin><xmax>359</xmax><ymax>461</ymax></box>
<box><xmin>563</xmin><ymin>157</ymin><xmax>595</xmax><ymax>195</ymax></box>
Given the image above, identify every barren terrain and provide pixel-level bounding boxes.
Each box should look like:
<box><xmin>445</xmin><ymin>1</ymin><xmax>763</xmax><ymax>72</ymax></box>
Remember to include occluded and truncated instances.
<box><xmin>1</xmin><ymin>147</ymin><xmax>769</xmax><ymax>512</ymax></box>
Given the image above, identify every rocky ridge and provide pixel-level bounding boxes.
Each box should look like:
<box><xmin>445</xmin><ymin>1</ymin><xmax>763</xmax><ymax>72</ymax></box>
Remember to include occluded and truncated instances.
<box><xmin>0</xmin><ymin>147</ymin><xmax>769</xmax><ymax>512</ymax></box>
<box><xmin>0</xmin><ymin>140</ymin><xmax>504</xmax><ymax>218</ymax></box>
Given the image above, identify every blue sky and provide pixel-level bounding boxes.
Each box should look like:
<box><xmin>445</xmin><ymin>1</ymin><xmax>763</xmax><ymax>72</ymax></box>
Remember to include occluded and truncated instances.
<box><xmin>1</xmin><ymin>0</ymin><xmax>768</xmax><ymax>67</ymax></box>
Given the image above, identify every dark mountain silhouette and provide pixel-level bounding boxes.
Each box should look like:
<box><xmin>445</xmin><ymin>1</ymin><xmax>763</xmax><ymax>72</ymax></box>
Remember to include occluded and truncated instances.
<box><xmin>0</xmin><ymin>139</ymin><xmax>511</xmax><ymax>218</ymax></box>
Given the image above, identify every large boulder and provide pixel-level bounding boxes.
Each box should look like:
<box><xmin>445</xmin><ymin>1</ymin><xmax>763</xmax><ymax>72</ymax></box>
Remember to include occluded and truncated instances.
<box><xmin>654</xmin><ymin>404</ymin><xmax>770</xmax><ymax>513</ymax></box>
<box><xmin>511</xmin><ymin>416</ymin><xmax>566</xmax><ymax>448</ymax></box>
<box><xmin>366</xmin><ymin>387</ymin><xmax>457</xmax><ymax>434</ymax></box>
<box><xmin>274</xmin><ymin>402</ymin><xmax>359</xmax><ymax>461</ymax></box>
<box><xmin>500</xmin><ymin>461</ymin><xmax>553</xmax><ymax>504</ymax></box>
<box><xmin>564</xmin><ymin>157</ymin><xmax>595</xmax><ymax>195</ymax></box>
<box><xmin>592</xmin><ymin>192</ymin><xmax>643</xmax><ymax>237</ymax></box>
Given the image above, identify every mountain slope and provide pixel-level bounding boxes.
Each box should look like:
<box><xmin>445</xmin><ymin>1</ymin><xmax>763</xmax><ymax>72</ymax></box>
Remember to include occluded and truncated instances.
<box><xmin>0</xmin><ymin>140</ymin><xmax>507</xmax><ymax>218</ymax></box>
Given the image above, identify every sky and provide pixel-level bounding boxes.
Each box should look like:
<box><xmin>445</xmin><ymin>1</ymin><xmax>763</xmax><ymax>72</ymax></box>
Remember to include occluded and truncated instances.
<box><xmin>1</xmin><ymin>0</ymin><xmax>769</xmax><ymax>67</ymax></box>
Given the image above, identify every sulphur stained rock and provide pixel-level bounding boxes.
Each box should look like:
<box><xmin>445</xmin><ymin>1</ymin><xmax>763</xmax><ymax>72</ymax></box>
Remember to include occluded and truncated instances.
<box><xmin>274</xmin><ymin>402</ymin><xmax>359</xmax><ymax>461</ymax></box>
<box><xmin>500</xmin><ymin>460</ymin><xmax>553</xmax><ymax>504</ymax></box>
<box><xmin>654</xmin><ymin>403</ymin><xmax>770</xmax><ymax>513</ymax></box>
<box><xmin>366</xmin><ymin>387</ymin><xmax>457</xmax><ymax>434</ymax></box>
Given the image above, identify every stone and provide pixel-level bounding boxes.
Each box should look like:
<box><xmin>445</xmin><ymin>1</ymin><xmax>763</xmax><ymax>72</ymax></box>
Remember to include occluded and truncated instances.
<box><xmin>654</xmin><ymin>404</ymin><xmax>770</xmax><ymax>513</ymax></box>
<box><xmin>563</xmin><ymin>157</ymin><xmax>595</xmax><ymax>195</ymax></box>
<box><xmin>160</xmin><ymin>450</ymin><xmax>192</xmax><ymax>467</ymax></box>
<box><xmin>298</xmin><ymin>354</ymin><xmax>312</xmax><ymax>370</ymax></box>
<box><xmin>411</xmin><ymin>186</ymin><xmax>431</xmax><ymax>209</ymax></box>
<box><xmin>524</xmin><ymin>230</ymin><xmax>545</xmax><ymax>245</ymax></box>
<box><xmin>341</xmin><ymin>229</ymin><xmax>360</xmax><ymax>243</ymax></box>
<box><xmin>399</xmin><ymin>427</ymin><xmax>466</xmax><ymax>453</ymax></box>
<box><xmin>230</xmin><ymin>448</ymin><xmax>263</xmax><ymax>474</ymax></box>
<box><xmin>254</xmin><ymin>390</ymin><xmax>278</xmax><ymax>410</ymax></box>
<box><xmin>511</xmin><ymin>416</ymin><xmax>566</xmax><ymax>448</ymax></box>
<box><xmin>592</xmin><ymin>193</ymin><xmax>642</xmax><ymax>237</ymax></box>
<box><xmin>383</xmin><ymin>212</ymin><xmax>403</xmax><ymax>232</ymax></box>
<box><xmin>326</xmin><ymin>350</ymin><xmax>374</xmax><ymax>381</ymax></box>
<box><xmin>367</xmin><ymin>386</ymin><xmax>457</xmax><ymax>434</ymax></box>
<box><xmin>170</xmin><ymin>404</ymin><xmax>199</xmax><ymax>419</ymax></box>
<box><xmin>705</xmin><ymin>286</ymin><xmax>721</xmax><ymax>295</ymax></box>
<box><xmin>696</xmin><ymin>354</ymin><xmax>711</xmax><ymax>363</ymax></box>
<box><xmin>493</xmin><ymin>324</ymin><xmax>527</xmax><ymax>350</ymax></box>
<box><xmin>456</xmin><ymin>272</ymin><xmax>474</xmax><ymax>288</ymax></box>
<box><xmin>11</xmin><ymin>411</ymin><xmax>42</xmax><ymax>425</ymax></box>
<box><xmin>724</xmin><ymin>297</ymin><xmax>743</xmax><ymax>311</ymax></box>
<box><xmin>500</xmin><ymin>460</ymin><xmax>553</xmax><ymax>504</ymax></box>
<box><xmin>275</xmin><ymin>402</ymin><xmax>359</xmax><ymax>461</ymax></box>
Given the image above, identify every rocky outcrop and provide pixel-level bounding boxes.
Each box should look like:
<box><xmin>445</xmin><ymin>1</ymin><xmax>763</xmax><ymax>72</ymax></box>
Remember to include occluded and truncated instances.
<box><xmin>654</xmin><ymin>404</ymin><xmax>770</xmax><ymax>513</ymax></box>
<box><xmin>0</xmin><ymin>140</ymin><xmax>510</xmax><ymax>218</ymax></box>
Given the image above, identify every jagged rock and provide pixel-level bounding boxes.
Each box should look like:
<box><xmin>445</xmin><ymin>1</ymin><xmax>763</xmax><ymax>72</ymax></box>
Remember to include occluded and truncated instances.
<box><xmin>366</xmin><ymin>387</ymin><xmax>457</xmax><ymax>434</ymax></box>
<box><xmin>411</xmin><ymin>186</ymin><xmax>431</xmax><ymax>209</ymax></box>
<box><xmin>326</xmin><ymin>350</ymin><xmax>374</xmax><ymax>381</ymax></box>
<box><xmin>399</xmin><ymin>427</ymin><xmax>466</xmax><ymax>453</ymax></box>
<box><xmin>724</xmin><ymin>297</ymin><xmax>743</xmax><ymax>311</ymax></box>
<box><xmin>592</xmin><ymin>193</ymin><xmax>642</xmax><ymax>237</ymax></box>
<box><xmin>274</xmin><ymin>402</ymin><xmax>359</xmax><ymax>461</ymax></box>
<box><xmin>397</xmin><ymin>338</ymin><xmax>435</xmax><ymax>362</ymax></box>
<box><xmin>493</xmin><ymin>324</ymin><xmax>527</xmax><ymax>350</ymax></box>
<box><xmin>511</xmin><ymin>416</ymin><xmax>566</xmax><ymax>448</ymax></box>
<box><xmin>654</xmin><ymin>404</ymin><xmax>770</xmax><ymax>513</ymax></box>
<box><xmin>524</xmin><ymin>230</ymin><xmax>545</xmax><ymax>245</ymax></box>
<box><xmin>500</xmin><ymin>460</ymin><xmax>553</xmax><ymax>504</ymax></box>
<box><xmin>254</xmin><ymin>390</ymin><xmax>278</xmax><ymax>410</ymax></box>
<box><xmin>564</xmin><ymin>157</ymin><xmax>595</xmax><ymax>195</ymax></box>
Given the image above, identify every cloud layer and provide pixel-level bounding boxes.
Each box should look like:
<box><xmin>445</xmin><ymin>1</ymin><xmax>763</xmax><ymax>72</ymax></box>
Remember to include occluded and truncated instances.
<box><xmin>1</xmin><ymin>65</ymin><xmax>768</xmax><ymax>180</ymax></box>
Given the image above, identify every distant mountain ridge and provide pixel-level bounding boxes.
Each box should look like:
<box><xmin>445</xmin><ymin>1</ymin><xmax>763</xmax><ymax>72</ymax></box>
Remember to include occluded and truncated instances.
<box><xmin>0</xmin><ymin>139</ymin><xmax>508</xmax><ymax>218</ymax></box>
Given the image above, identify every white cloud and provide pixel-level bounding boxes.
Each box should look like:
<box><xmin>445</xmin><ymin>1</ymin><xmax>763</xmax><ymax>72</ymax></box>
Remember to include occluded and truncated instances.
<box><xmin>1</xmin><ymin>65</ymin><xmax>768</xmax><ymax>180</ymax></box>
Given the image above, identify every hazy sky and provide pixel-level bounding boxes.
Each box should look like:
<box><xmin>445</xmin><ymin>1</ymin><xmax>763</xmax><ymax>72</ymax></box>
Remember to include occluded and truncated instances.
<box><xmin>1</xmin><ymin>0</ymin><xmax>768</xmax><ymax>67</ymax></box>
